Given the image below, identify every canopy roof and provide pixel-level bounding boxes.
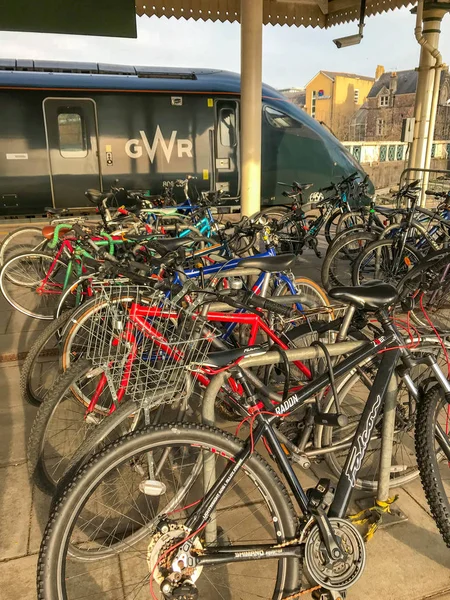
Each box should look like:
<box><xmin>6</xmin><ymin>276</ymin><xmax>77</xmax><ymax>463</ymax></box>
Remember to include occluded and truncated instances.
<box><xmin>135</xmin><ymin>0</ymin><xmax>413</xmax><ymax>29</ymax></box>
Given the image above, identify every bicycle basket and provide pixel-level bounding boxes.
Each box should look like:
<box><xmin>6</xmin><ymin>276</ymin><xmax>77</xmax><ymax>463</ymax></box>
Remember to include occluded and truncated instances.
<box><xmin>83</xmin><ymin>285</ymin><xmax>217</xmax><ymax>406</ymax></box>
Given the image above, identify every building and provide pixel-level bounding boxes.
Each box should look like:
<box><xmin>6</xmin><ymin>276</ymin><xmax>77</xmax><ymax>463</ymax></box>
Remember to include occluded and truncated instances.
<box><xmin>279</xmin><ymin>87</ymin><xmax>306</xmax><ymax>110</ymax></box>
<box><xmin>304</xmin><ymin>71</ymin><xmax>374</xmax><ymax>141</ymax></box>
<box><xmin>352</xmin><ymin>66</ymin><xmax>450</xmax><ymax>141</ymax></box>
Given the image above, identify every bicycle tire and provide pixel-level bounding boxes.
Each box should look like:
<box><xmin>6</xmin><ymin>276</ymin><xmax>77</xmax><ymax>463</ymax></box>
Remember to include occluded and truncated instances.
<box><xmin>27</xmin><ymin>359</ymin><xmax>105</xmax><ymax>495</ymax></box>
<box><xmin>0</xmin><ymin>226</ymin><xmax>47</xmax><ymax>269</ymax></box>
<box><xmin>397</xmin><ymin>248</ymin><xmax>450</xmax><ymax>332</ymax></box>
<box><xmin>37</xmin><ymin>423</ymin><xmax>299</xmax><ymax>600</ymax></box>
<box><xmin>321</xmin><ymin>230</ymin><xmax>378</xmax><ymax>291</ymax></box>
<box><xmin>352</xmin><ymin>238</ymin><xmax>422</xmax><ymax>286</ymax></box>
<box><xmin>415</xmin><ymin>385</ymin><xmax>450</xmax><ymax>547</ymax></box>
<box><xmin>0</xmin><ymin>251</ymin><xmax>74</xmax><ymax>319</ymax></box>
<box><xmin>322</xmin><ymin>337</ymin><xmax>450</xmax><ymax>490</ymax></box>
<box><xmin>335</xmin><ymin>210</ymin><xmax>367</xmax><ymax>236</ymax></box>
<box><xmin>324</xmin><ymin>209</ymin><xmax>344</xmax><ymax>246</ymax></box>
<box><xmin>20</xmin><ymin>309</ymin><xmax>73</xmax><ymax>406</ymax></box>
<box><xmin>272</xmin><ymin>275</ymin><xmax>332</xmax><ymax>316</ymax></box>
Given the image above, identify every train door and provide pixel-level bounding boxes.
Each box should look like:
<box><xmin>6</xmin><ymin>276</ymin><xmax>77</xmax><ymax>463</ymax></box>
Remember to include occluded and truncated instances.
<box><xmin>43</xmin><ymin>98</ymin><xmax>101</xmax><ymax>208</ymax></box>
<box><xmin>214</xmin><ymin>100</ymin><xmax>239</xmax><ymax>198</ymax></box>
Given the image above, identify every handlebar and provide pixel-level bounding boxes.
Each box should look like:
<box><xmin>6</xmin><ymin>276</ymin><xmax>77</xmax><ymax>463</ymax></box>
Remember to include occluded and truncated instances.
<box><xmin>243</xmin><ymin>291</ymin><xmax>293</xmax><ymax>317</ymax></box>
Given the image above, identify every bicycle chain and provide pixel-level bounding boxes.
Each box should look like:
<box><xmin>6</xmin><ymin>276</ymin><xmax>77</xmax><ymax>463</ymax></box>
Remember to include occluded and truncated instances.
<box><xmin>282</xmin><ymin>585</ymin><xmax>321</xmax><ymax>600</ymax></box>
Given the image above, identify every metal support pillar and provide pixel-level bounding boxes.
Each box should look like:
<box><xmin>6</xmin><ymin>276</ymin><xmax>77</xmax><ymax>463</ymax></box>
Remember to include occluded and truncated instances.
<box><xmin>376</xmin><ymin>373</ymin><xmax>399</xmax><ymax>502</ymax></box>
<box><xmin>356</xmin><ymin>372</ymin><xmax>407</xmax><ymax>527</ymax></box>
<box><xmin>408</xmin><ymin>1</ymin><xmax>447</xmax><ymax>204</ymax></box>
<box><xmin>240</xmin><ymin>0</ymin><xmax>263</xmax><ymax>217</ymax></box>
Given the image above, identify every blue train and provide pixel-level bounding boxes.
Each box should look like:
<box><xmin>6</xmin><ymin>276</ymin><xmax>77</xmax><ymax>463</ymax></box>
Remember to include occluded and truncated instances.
<box><xmin>0</xmin><ymin>59</ymin><xmax>368</xmax><ymax>215</ymax></box>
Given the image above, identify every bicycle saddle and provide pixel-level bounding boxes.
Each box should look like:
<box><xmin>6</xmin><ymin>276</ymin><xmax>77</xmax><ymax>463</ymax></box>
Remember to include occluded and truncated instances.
<box><xmin>85</xmin><ymin>189</ymin><xmax>108</xmax><ymax>204</ymax></box>
<box><xmin>204</xmin><ymin>345</ymin><xmax>266</xmax><ymax>368</ymax></box>
<box><xmin>238</xmin><ymin>254</ymin><xmax>296</xmax><ymax>272</ymax></box>
<box><xmin>293</xmin><ymin>181</ymin><xmax>313</xmax><ymax>191</ymax></box>
<box><xmin>328</xmin><ymin>283</ymin><xmax>397</xmax><ymax>310</ymax></box>
<box><xmin>41</xmin><ymin>225</ymin><xmax>73</xmax><ymax>240</ymax></box>
<box><xmin>45</xmin><ymin>207</ymin><xmax>65</xmax><ymax>215</ymax></box>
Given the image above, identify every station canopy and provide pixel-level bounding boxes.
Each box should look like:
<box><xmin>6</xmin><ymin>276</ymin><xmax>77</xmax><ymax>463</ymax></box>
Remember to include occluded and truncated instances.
<box><xmin>134</xmin><ymin>0</ymin><xmax>413</xmax><ymax>29</ymax></box>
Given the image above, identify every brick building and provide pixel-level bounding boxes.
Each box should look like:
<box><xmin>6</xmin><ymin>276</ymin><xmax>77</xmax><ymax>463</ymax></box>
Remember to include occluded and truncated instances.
<box><xmin>351</xmin><ymin>66</ymin><xmax>450</xmax><ymax>141</ymax></box>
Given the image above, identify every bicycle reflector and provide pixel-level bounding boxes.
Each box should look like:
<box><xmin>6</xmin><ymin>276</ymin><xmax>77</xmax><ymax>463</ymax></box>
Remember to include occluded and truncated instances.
<box><xmin>139</xmin><ymin>479</ymin><xmax>167</xmax><ymax>496</ymax></box>
<box><xmin>404</xmin><ymin>256</ymin><xmax>412</xmax><ymax>267</ymax></box>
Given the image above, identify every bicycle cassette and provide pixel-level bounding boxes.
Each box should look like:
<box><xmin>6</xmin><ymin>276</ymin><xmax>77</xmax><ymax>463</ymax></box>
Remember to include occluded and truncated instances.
<box><xmin>304</xmin><ymin>518</ymin><xmax>366</xmax><ymax>591</ymax></box>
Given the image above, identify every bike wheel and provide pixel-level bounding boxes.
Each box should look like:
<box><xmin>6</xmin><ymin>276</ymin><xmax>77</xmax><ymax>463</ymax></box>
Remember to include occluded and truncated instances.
<box><xmin>273</xmin><ymin>276</ymin><xmax>332</xmax><ymax>316</ymax></box>
<box><xmin>20</xmin><ymin>309</ymin><xmax>73</xmax><ymax>406</ymax></box>
<box><xmin>0</xmin><ymin>226</ymin><xmax>47</xmax><ymax>269</ymax></box>
<box><xmin>0</xmin><ymin>251</ymin><xmax>75</xmax><ymax>319</ymax></box>
<box><xmin>321</xmin><ymin>231</ymin><xmax>378</xmax><ymax>290</ymax></box>
<box><xmin>335</xmin><ymin>211</ymin><xmax>367</xmax><ymax>236</ymax></box>
<box><xmin>321</xmin><ymin>340</ymin><xmax>450</xmax><ymax>490</ymax></box>
<box><xmin>352</xmin><ymin>239</ymin><xmax>422</xmax><ymax>286</ymax></box>
<box><xmin>415</xmin><ymin>385</ymin><xmax>450</xmax><ymax>547</ymax></box>
<box><xmin>27</xmin><ymin>359</ymin><xmax>116</xmax><ymax>494</ymax></box>
<box><xmin>398</xmin><ymin>251</ymin><xmax>450</xmax><ymax>333</ymax></box>
<box><xmin>37</xmin><ymin>424</ymin><xmax>299</xmax><ymax>600</ymax></box>
<box><xmin>324</xmin><ymin>209</ymin><xmax>344</xmax><ymax>245</ymax></box>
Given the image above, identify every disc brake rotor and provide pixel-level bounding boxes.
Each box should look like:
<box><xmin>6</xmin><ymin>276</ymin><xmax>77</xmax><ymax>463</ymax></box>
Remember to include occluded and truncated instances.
<box><xmin>147</xmin><ymin>523</ymin><xmax>203</xmax><ymax>585</ymax></box>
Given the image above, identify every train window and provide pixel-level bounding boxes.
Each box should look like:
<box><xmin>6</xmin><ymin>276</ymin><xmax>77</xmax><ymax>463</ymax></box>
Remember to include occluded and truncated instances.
<box><xmin>57</xmin><ymin>111</ymin><xmax>87</xmax><ymax>158</ymax></box>
<box><xmin>219</xmin><ymin>108</ymin><xmax>236</xmax><ymax>147</ymax></box>
<box><xmin>265</xmin><ymin>106</ymin><xmax>303</xmax><ymax>131</ymax></box>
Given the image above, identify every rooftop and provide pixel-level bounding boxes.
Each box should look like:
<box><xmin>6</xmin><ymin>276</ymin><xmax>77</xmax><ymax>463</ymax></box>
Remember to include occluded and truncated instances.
<box><xmin>321</xmin><ymin>71</ymin><xmax>375</xmax><ymax>82</ymax></box>
<box><xmin>368</xmin><ymin>69</ymin><xmax>418</xmax><ymax>97</ymax></box>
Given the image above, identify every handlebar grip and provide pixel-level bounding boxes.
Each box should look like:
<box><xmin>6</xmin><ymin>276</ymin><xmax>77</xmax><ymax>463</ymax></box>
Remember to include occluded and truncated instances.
<box><xmin>245</xmin><ymin>293</ymin><xmax>293</xmax><ymax>317</ymax></box>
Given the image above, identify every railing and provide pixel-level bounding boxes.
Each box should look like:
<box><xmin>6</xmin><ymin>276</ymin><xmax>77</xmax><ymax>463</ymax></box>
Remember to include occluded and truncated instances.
<box><xmin>343</xmin><ymin>141</ymin><xmax>450</xmax><ymax>164</ymax></box>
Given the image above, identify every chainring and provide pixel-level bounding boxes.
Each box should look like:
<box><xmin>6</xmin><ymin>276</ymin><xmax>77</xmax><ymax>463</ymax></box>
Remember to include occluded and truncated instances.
<box><xmin>304</xmin><ymin>518</ymin><xmax>366</xmax><ymax>590</ymax></box>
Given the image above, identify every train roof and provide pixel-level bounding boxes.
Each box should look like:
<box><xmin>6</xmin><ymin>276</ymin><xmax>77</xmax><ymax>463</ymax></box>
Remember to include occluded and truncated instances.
<box><xmin>0</xmin><ymin>59</ymin><xmax>285</xmax><ymax>100</ymax></box>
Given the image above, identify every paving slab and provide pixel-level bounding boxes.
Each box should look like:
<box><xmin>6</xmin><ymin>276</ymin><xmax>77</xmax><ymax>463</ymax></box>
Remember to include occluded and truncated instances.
<box><xmin>0</xmin><ymin>361</ymin><xmax>36</xmax><ymax>467</ymax></box>
<box><xmin>0</xmin><ymin>553</ymin><xmax>38</xmax><ymax>600</ymax></box>
<box><xmin>6</xmin><ymin>311</ymin><xmax>47</xmax><ymax>336</ymax></box>
<box><xmin>349</xmin><ymin>491</ymin><xmax>450</xmax><ymax>600</ymax></box>
<box><xmin>0</xmin><ymin>310</ymin><xmax>11</xmax><ymax>335</ymax></box>
<box><xmin>27</xmin><ymin>487</ymin><xmax>51</xmax><ymax>556</ymax></box>
<box><xmin>0</xmin><ymin>463</ymin><xmax>32</xmax><ymax>560</ymax></box>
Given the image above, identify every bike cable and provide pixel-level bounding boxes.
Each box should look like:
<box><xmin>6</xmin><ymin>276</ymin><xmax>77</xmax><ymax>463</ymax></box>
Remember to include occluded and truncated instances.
<box><xmin>310</xmin><ymin>339</ymin><xmax>341</xmax><ymax>413</ymax></box>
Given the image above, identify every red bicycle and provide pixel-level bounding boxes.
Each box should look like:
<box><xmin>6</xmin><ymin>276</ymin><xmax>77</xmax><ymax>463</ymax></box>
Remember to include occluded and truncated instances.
<box><xmin>27</xmin><ymin>281</ymin><xmax>329</xmax><ymax>493</ymax></box>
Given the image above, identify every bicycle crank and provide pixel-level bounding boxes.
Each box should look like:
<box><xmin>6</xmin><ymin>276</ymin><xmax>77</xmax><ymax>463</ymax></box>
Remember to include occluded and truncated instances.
<box><xmin>304</xmin><ymin>518</ymin><xmax>366</xmax><ymax>592</ymax></box>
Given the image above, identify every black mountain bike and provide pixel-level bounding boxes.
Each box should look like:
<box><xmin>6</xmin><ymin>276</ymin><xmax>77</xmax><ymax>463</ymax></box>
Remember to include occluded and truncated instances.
<box><xmin>37</xmin><ymin>283</ymin><xmax>450</xmax><ymax>600</ymax></box>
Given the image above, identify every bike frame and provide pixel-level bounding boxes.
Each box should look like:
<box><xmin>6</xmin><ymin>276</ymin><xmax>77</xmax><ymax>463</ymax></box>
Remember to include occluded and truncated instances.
<box><xmin>174</xmin><ymin>321</ymin><xmax>450</xmax><ymax>569</ymax></box>
<box><xmin>85</xmin><ymin>300</ymin><xmax>313</xmax><ymax>415</ymax></box>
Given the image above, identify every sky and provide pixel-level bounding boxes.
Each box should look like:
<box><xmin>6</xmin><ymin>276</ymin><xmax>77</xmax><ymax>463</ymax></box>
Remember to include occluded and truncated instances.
<box><xmin>1</xmin><ymin>5</ymin><xmax>450</xmax><ymax>89</ymax></box>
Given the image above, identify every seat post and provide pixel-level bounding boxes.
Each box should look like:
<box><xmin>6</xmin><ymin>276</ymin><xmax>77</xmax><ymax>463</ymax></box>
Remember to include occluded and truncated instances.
<box><xmin>336</xmin><ymin>304</ymin><xmax>356</xmax><ymax>342</ymax></box>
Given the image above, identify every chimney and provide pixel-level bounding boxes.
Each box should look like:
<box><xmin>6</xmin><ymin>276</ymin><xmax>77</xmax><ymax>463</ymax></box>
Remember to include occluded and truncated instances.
<box><xmin>390</xmin><ymin>72</ymin><xmax>398</xmax><ymax>95</ymax></box>
<box><xmin>375</xmin><ymin>65</ymin><xmax>385</xmax><ymax>81</ymax></box>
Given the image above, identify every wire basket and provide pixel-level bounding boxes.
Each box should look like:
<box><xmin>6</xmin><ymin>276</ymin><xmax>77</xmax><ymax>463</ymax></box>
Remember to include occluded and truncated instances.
<box><xmin>83</xmin><ymin>284</ymin><xmax>217</xmax><ymax>407</ymax></box>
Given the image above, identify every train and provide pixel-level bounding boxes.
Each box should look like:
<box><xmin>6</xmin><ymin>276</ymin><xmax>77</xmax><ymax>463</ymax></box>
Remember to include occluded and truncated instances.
<box><xmin>0</xmin><ymin>59</ymin><xmax>369</xmax><ymax>216</ymax></box>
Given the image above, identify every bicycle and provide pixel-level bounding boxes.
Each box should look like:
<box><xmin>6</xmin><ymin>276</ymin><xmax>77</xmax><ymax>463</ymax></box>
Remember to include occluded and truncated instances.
<box><xmin>352</xmin><ymin>180</ymin><xmax>450</xmax><ymax>287</ymax></box>
<box><xmin>26</xmin><ymin>261</ymin><xmax>332</xmax><ymax>493</ymax></box>
<box><xmin>36</xmin><ymin>282</ymin><xmax>450</xmax><ymax>599</ymax></box>
<box><xmin>263</xmin><ymin>173</ymin><xmax>368</xmax><ymax>258</ymax></box>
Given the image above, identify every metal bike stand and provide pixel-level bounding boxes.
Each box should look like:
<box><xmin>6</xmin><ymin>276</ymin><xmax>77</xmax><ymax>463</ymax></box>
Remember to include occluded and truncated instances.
<box><xmin>200</xmin><ymin>341</ymin><xmax>365</xmax><ymax>543</ymax></box>
<box><xmin>355</xmin><ymin>372</ymin><xmax>408</xmax><ymax>527</ymax></box>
